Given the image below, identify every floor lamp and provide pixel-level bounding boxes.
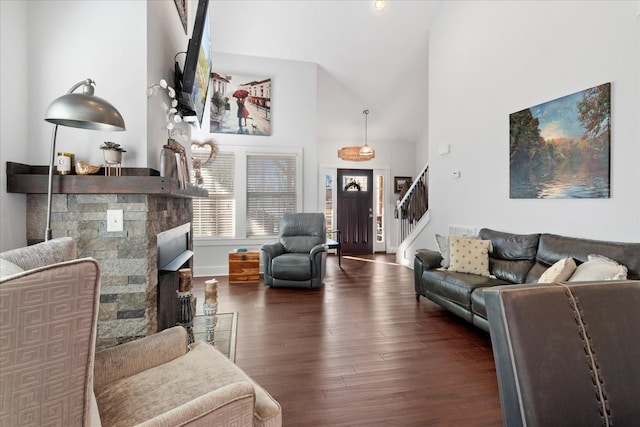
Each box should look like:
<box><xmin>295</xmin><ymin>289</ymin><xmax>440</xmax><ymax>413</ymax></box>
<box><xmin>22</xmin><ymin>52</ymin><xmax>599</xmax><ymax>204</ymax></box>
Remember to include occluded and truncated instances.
<box><xmin>43</xmin><ymin>79</ymin><xmax>126</xmax><ymax>241</ymax></box>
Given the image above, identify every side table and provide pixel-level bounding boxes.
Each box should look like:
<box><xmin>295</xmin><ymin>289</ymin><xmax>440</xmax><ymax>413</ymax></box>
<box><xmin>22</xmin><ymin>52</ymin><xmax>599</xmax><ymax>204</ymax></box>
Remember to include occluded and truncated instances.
<box><xmin>228</xmin><ymin>251</ymin><xmax>260</xmax><ymax>284</ymax></box>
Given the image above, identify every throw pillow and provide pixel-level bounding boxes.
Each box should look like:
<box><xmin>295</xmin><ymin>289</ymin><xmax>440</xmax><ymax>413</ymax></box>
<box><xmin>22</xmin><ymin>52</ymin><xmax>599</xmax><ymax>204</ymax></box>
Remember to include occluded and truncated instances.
<box><xmin>435</xmin><ymin>234</ymin><xmax>493</xmax><ymax>269</ymax></box>
<box><xmin>448</xmin><ymin>237</ymin><xmax>491</xmax><ymax>276</ymax></box>
<box><xmin>435</xmin><ymin>234</ymin><xmax>451</xmax><ymax>268</ymax></box>
<box><xmin>537</xmin><ymin>257</ymin><xmax>577</xmax><ymax>283</ymax></box>
<box><xmin>569</xmin><ymin>254</ymin><xmax>628</xmax><ymax>282</ymax></box>
<box><xmin>0</xmin><ymin>258</ymin><xmax>24</xmax><ymax>279</ymax></box>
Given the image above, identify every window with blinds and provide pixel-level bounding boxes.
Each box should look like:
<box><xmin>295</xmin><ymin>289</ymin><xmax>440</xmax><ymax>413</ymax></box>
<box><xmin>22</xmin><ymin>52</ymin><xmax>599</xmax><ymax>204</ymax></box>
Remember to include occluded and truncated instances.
<box><xmin>192</xmin><ymin>151</ymin><xmax>235</xmax><ymax>237</ymax></box>
<box><xmin>246</xmin><ymin>154</ymin><xmax>297</xmax><ymax>237</ymax></box>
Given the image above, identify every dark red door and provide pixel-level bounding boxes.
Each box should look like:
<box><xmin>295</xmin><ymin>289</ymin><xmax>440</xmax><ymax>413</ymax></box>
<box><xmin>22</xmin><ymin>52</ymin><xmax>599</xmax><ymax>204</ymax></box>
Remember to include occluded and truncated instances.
<box><xmin>337</xmin><ymin>169</ymin><xmax>373</xmax><ymax>254</ymax></box>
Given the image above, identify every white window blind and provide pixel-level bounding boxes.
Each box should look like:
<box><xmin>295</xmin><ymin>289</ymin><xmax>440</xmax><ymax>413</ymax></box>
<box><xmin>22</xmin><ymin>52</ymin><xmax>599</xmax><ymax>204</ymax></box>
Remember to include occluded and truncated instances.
<box><xmin>246</xmin><ymin>154</ymin><xmax>297</xmax><ymax>237</ymax></box>
<box><xmin>192</xmin><ymin>151</ymin><xmax>235</xmax><ymax>237</ymax></box>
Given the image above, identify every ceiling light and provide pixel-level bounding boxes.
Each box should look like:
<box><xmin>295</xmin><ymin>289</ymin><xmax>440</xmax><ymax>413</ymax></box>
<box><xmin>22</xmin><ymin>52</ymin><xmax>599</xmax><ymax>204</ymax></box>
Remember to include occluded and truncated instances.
<box><xmin>359</xmin><ymin>110</ymin><xmax>375</xmax><ymax>158</ymax></box>
<box><xmin>373</xmin><ymin>0</ymin><xmax>385</xmax><ymax>11</ymax></box>
<box><xmin>338</xmin><ymin>109</ymin><xmax>375</xmax><ymax>161</ymax></box>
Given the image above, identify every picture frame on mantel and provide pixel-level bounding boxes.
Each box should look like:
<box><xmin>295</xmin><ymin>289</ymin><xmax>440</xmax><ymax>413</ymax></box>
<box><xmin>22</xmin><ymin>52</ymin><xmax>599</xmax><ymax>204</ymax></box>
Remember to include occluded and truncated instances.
<box><xmin>174</xmin><ymin>0</ymin><xmax>188</xmax><ymax>34</ymax></box>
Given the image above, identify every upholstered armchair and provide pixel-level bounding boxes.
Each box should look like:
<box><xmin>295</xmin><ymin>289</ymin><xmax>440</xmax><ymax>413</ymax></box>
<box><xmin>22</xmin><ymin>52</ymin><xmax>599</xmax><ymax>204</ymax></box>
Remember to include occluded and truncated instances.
<box><xmin>1</xmin><ymin>238</ymin><xmax>282</xmax><ymax>427</ymax></box>
<box><xmin>1</xmin><ymin>238</ymin><xmax>101</xmax><ymax>426</ymax></box>
<box><xmin>261</xmin><ymin>213</ymin><xmax>327</xmax><ymax>288</ymax></box>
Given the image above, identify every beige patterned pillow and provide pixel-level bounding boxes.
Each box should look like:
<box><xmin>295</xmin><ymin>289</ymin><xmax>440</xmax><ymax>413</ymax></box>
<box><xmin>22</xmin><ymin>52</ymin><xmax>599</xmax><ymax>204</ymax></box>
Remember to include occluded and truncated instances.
<box><xmin>538</xmin><ymin>257</ymin><xmax>577</xmax><ymax>283</ymax></box>
<box><xmin>448</xmin><ymin>237</ymin><xmax>491</xmax><ymax>276</ymax></box>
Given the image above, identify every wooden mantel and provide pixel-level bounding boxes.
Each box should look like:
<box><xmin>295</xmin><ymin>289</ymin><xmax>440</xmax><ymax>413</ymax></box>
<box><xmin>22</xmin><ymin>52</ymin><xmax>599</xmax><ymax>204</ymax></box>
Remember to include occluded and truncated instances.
<box><xmin>6</xmin><ymin>162</ymin><xmax>208</xmax><ymax>198</ymax></box>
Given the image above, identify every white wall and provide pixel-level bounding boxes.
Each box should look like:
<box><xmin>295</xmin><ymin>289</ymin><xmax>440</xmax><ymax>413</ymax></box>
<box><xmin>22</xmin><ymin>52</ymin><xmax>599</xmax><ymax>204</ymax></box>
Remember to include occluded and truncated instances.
<box><xmin>27</xmin><ymin>1</ymin><xmax>147</xmax><ymax>168</ymax></box>
<box><xmin>411</xmin><ymin>0</ymin><xmax>640</xmax><ymax>257</ymax></box>
<box><xmin>0</xmin><ymin>1</ymin><xmax>29</xmax><ymax>250</ymax></box>
<box><xmin>191</xmin><ymin>52</ymin><xmax>318</xmax><ymax>277</ymax></box>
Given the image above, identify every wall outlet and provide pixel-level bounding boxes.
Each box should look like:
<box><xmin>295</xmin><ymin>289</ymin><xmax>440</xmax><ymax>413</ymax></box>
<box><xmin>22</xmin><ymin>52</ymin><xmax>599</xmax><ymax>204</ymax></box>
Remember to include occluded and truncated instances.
<box><xmin>107</xmin><ymin>209</ymin><xmax>124</xmax><ymax>232</ymax></box>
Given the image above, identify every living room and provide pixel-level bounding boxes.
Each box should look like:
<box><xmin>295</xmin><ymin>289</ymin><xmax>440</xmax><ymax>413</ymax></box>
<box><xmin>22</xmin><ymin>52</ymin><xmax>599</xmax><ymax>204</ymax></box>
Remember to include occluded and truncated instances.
<box><xmin>1</xmin><ymin>0</ymin><xmax>639</xmax><ymax>425</ymax></box>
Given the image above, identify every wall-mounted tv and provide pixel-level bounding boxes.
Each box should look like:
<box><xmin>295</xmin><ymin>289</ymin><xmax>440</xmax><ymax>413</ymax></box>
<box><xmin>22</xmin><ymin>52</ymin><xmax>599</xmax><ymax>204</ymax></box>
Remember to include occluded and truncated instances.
<box><xmin>175</xmin><ymin>0</ymin><xmax>211</xmax><ymax>128</ymax></box>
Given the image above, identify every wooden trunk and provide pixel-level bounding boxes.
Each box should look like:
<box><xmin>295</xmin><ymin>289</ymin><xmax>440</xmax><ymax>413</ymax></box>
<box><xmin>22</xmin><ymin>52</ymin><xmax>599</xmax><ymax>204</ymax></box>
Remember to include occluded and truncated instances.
<box><xmin>228</xmin><ymin>251</ymin><xmax>260</xmax><ymax>284</ymax></box>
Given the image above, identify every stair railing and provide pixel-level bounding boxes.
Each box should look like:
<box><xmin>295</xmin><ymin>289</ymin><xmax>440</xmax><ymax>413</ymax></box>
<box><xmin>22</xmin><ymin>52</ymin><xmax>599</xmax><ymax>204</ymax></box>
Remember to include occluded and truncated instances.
<box><xmin>395</xmin><ymin>164</ymin><xmax>429</xmax><ymax>244</ymax></box>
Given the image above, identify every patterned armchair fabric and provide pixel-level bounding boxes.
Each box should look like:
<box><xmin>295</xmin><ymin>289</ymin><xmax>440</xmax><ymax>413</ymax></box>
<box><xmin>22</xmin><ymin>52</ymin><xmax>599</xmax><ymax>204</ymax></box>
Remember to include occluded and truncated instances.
<box><xmin>0</xmin><ymin>238</ymin><xmax>101</xmax><ymax>426</ymax></box>
<box><xmin>261</xmin><ymin>213</ymin><xmax>327</xmax><ymax>288</ymax></box>
<box><xmin>1</xmin><ymin>238</ymin><xmax>282</xmax><ymax>427</ymax></box>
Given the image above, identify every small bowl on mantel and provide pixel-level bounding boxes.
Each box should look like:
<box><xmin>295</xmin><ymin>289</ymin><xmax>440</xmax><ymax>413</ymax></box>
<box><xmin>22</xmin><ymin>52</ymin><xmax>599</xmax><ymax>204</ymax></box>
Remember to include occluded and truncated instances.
<box><xmin>75</xmin><ymin>160</ymin><xmax>100</xmax><ymax>175</ymax></box>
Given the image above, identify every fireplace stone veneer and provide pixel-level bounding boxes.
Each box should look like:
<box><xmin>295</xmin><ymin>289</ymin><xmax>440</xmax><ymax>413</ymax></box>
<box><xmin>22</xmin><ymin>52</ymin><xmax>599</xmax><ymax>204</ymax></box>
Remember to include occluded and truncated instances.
<box><xmin>26</xmin><ymin>193</ymin><xmax>193</xmax><ymax>349</ymax></box>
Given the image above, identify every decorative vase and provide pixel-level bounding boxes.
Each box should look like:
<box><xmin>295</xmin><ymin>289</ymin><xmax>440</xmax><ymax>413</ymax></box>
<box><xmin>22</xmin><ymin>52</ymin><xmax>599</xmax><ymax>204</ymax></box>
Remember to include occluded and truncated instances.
<box><xmin>160</xmin><ymin>147</ymin><xmax>178</xmax><ymax>179</ymax></box>
<box><xmin>103</xmin><ymin>149</ymin><xmax>123</xmax><ymax>164</ymax></box>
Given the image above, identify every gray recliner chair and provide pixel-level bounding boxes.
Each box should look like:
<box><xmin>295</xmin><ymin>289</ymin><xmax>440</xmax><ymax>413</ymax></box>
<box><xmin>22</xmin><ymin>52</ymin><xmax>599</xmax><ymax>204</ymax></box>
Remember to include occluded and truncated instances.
<box><xmin>485</xmin><ymin>280</ymin><xmax>640</xmax><ymax>427</ymax></box>
<box><xmin>261</xmin><ymin>213</ymin><xmax>327</xmax><ymax>288</ymax></box>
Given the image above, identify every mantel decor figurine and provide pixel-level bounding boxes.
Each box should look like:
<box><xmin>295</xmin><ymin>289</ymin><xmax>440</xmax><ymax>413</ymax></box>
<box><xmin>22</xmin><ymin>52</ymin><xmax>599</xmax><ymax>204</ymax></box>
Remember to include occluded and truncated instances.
<box><xmin>147</xmin><ymin>78</ymin><xmax>183</xmax><ymax>137</ymax></box>
<box><xmin>100</xmin><ymin>141</ymin><xmax>126</xmax><ymax>176</ymax></box>
<box><xmin>191</xmin><ymin>138</ymin><xmax>218</xmax><ymax>187</ymax></box>
<box><xmin>148</xmin><ymin>78</ymin><xmax>190</xmax><ymax>188</ymax></box>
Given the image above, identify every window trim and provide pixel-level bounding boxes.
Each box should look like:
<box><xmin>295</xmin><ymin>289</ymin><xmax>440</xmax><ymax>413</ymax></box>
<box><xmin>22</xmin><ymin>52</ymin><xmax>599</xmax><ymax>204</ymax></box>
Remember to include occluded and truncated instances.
<box><xmin>194</xmin><ymin>145</ymin><xmax>303</xmax><ymax>243</ymax></box>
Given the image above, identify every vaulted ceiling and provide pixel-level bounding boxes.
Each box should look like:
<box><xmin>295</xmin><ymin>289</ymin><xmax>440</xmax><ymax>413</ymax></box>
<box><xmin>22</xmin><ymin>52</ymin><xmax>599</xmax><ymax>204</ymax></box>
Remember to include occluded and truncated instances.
<box><xmin>210</xmin><ymin>0</ymin><xmax>442</xmax><ymax>144</ymax></box>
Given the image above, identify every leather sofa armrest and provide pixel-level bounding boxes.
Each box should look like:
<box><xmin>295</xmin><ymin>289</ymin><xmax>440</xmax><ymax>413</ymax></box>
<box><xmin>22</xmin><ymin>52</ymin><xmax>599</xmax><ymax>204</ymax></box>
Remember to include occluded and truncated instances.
<box><xmin>414</xmin><ymin>249</ymin><xmax>442</xmax><ymax>295</ymax></box>
<box><xmin>94</xmin><ymin>327</ymin><xmax>188</xmax><ymax>389</ymax></box>
<box><xmin>260</xmin><ymin>242</ymin><xmax>284</xmax><ymax>259</ymax></box>
<box><xmin>260</xmin><ymin>242</ymin><xmax>285</xmax><ymax>280</ymax></box>
<box><xmin>310</xmin><ymin>243</ymin><xmax>327</xmax><ymax>257</ymax></box>
<box><xmin>415</xmin><ymin>248</ymin><xmax>443</xmax><ymax>271</ymax></box>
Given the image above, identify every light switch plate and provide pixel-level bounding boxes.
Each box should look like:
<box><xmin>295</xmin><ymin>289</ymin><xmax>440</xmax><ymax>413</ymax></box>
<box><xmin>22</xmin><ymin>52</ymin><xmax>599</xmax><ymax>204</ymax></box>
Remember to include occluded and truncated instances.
<box><xmin>107</xmin><ymin>209</ymin><xmax>124</xmax><ymax>232</ymax></box>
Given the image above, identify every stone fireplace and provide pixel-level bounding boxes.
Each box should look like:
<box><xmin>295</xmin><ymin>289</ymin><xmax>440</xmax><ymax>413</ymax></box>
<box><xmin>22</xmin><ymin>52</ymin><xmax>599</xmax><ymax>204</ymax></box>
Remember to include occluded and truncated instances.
<box><xmin>26</xmin><ymin>193</ymin><xmax>193</xmax><ymax>349</ymax></box>
<box><xmin>9</xmin><ymin>162</ymin><xmax>206</xmax><ymax>350</ymax></box>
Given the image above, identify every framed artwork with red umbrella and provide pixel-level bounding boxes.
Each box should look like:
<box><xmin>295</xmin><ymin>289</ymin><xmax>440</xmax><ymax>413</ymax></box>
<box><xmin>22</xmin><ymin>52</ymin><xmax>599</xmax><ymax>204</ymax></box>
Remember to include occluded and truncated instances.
<box><xmin>210</xmin><ymin>72</ymin><xmax>272</xmax><ymax>136</ymax></box>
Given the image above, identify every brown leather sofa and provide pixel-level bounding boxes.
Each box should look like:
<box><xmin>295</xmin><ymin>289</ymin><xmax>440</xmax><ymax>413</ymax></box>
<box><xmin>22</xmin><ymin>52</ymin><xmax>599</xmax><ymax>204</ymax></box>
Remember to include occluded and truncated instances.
<box><xmin>414</xmin><ymin>228</ymin><xmax>640</xmax><ymax>332</ymax></box>
<box><xmin>485</xmin><ymin>280</ymin><xmax>640</xmax><ymax>426</ymax></box>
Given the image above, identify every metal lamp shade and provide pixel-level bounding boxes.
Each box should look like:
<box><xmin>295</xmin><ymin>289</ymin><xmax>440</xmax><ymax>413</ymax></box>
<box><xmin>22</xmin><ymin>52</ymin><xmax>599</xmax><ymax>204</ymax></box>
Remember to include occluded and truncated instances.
<box><xmin>43</xmin><ymin>79</ymin><xmax>125</xmax><ymax>241</ymax></box>
<box><xmin>45</xmin><ymin>92</ymin><xmax>125</xmax><ymax>131</ymax></box>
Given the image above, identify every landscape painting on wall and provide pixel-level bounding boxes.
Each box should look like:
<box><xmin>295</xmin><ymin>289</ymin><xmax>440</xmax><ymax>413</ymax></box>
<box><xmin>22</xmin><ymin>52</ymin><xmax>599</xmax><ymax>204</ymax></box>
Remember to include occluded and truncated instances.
<box><xmin>509</xmin><ymin>83</ymin><xmax>611</xmax><ymax>199</ymax></box>
<box><xmin>209</xmin><ymin>72</ymin><xmax>272</xmax><ymax>136</ymax></box>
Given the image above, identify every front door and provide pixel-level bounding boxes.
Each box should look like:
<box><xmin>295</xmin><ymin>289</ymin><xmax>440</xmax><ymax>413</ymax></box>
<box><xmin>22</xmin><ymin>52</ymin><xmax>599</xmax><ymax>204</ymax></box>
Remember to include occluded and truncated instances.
<box><xmin>337</xmin><ymin>169</ymin><xmax>373</xmax><ymax>254</ymax></box>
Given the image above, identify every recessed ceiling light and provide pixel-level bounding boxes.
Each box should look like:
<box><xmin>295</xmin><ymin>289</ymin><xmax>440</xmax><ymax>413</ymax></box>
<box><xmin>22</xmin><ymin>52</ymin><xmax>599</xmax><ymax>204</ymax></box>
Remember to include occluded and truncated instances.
<box><xmin>373</xmin><ymin>0</ymin><xmax>385</xmax><ymax>12</ymax></box>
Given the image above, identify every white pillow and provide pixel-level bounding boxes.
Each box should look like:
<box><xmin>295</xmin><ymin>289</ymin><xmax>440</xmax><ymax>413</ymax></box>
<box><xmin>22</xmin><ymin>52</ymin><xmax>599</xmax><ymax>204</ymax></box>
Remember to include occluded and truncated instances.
<box><xmin>569</xmin><ymin>254</ymin><xmax>628</xmax><ymax>282</ymax></box>
<box><xmin>538</xmin><ymin>258</ymin><xmax>577</xmax><ymax>283</ymax></box>
<box><xmin>448</xmin><ymin>237</ymin><xmax>491</xmax><ymax>277</ymax></box>
<box><xmin>435</xmin><ymin>234</ymin><xmax>451</xmax><ymax>268</ymax></box>
<box><xmin>0</xmin><ymin>258</ymin><xmax>24</xmax><ymax>279</ymax></box>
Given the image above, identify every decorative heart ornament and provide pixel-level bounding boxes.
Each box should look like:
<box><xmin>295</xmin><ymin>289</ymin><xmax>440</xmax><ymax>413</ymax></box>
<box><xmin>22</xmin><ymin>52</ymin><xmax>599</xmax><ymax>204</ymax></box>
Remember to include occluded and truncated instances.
<box><xmin>191</xmin><ymin>140</ymin><xmax>218</xmax><ymax>167</ymax></box>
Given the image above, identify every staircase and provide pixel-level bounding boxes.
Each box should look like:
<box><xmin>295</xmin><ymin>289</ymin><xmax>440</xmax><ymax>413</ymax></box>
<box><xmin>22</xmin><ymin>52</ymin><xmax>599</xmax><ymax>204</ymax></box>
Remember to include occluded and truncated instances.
<box><xmin>395</xmin><ymin>163</ymin><xmax>430</xmax><ymax>266</ymax></box>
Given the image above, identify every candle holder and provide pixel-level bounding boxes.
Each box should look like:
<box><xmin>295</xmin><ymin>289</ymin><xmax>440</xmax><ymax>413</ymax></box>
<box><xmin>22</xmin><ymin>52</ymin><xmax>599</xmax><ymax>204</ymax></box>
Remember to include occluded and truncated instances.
<box><xmin>203</xmin><ymin>302</ymin><xmax>218</xmax><ymax>344</ymax></box>
<box><xmin>176</xmin><ymin>290</ymin><xmax>194</xmax><ymax>343</ymax></box>
<box><xmin>176</xmin><ymin>268</ymin><xmax>194</xmax><ymax>343</ymax></box>
<box><xmin>204</xmin><ymin>278</ymin><xmax>219</xmax><ymax>345</ymax></box>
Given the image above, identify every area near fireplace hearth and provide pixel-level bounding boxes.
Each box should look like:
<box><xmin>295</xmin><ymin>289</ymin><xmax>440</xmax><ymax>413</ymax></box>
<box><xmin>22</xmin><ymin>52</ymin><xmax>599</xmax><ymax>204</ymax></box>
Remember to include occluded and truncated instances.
<box><xmin>7</xmin><ymin>162</ymin><xmax>207</xmax><ymax>349</ymax></box>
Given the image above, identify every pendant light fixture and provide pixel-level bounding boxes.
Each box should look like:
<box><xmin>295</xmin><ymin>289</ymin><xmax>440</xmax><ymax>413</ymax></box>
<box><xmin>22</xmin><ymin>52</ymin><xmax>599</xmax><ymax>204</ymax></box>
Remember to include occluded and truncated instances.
<box><xmin>358</xmin><ymin>109</ymin><xmax>375</xmax><ymax>159</ymax></box>
<box><xmin>337</xmin><ymin>109</ymin><xmax>375</xmax><ymax>161</ymax></box>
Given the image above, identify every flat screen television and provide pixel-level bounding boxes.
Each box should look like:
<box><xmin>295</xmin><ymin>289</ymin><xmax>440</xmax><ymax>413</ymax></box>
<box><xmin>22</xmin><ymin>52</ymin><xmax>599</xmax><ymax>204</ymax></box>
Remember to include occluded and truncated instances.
<box><xmin>175</xmin><ymin>0</ymin><xmax>211</xmax><ymax>128</ymax></box>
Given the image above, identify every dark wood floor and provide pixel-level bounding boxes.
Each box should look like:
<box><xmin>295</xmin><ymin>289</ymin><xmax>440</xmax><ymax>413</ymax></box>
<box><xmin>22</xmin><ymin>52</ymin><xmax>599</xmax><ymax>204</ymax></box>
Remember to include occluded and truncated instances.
<box><xmin>193</xmin><ymin>253</ymin><xmax>503</xmax><ymax>426</ymax></box>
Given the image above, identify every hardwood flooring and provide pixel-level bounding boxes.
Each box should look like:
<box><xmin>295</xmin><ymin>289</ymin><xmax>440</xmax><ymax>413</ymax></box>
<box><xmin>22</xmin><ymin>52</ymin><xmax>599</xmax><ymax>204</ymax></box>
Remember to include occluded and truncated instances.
<box><xmin>193</xmin><ymin>253</ymin><xmax>503</xmax><ymax>426</ymax></box>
